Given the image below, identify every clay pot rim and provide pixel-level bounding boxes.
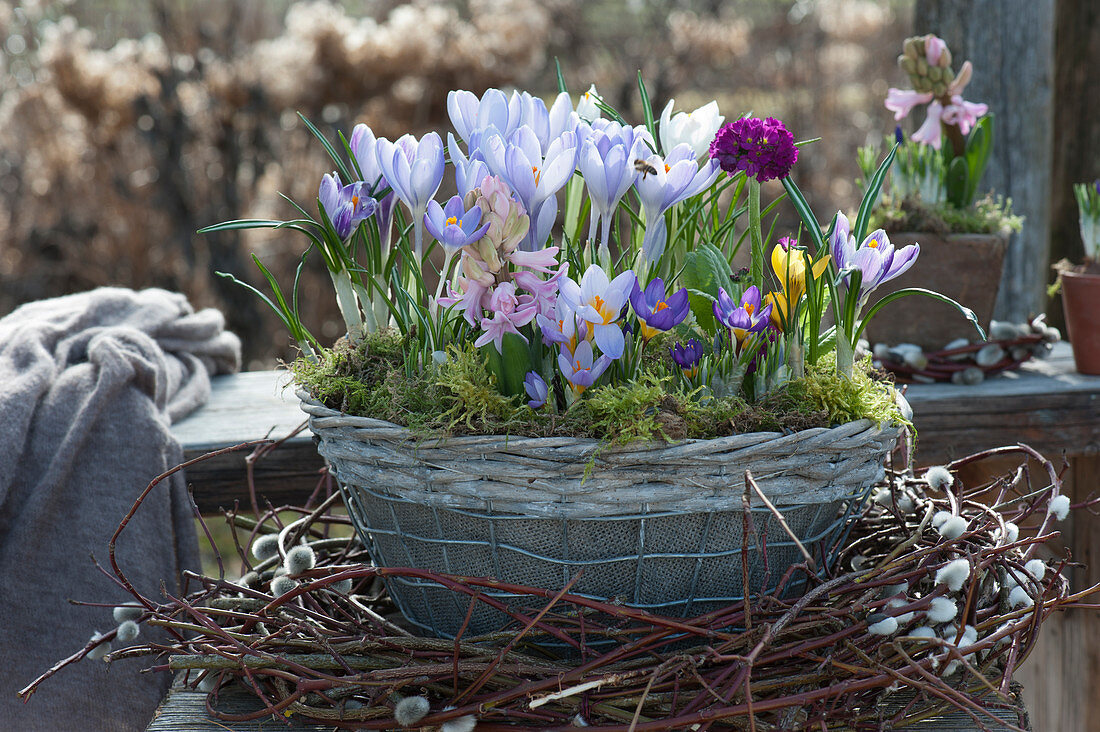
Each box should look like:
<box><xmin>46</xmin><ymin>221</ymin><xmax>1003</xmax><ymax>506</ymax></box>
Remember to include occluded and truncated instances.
<box><xmin>1061</xmin><ymin>269</ymin><xmax>1100</xmax><ymax>284</ymax></box>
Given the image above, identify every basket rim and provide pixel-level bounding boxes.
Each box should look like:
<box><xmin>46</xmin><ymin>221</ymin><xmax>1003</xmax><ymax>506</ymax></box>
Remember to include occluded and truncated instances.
<box><xmin>296</xmin><ymin>387</ymin><xmax>904</xmax><ymax>451</ymax></box>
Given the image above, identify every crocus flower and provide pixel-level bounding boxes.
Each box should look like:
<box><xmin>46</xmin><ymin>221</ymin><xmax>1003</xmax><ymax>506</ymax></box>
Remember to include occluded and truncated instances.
<box><xmin>578</xmin><ymin>121</ymin><xmax>654</xmax><ymax>246</ymax></box>
<box><xmin>830</xmin><ymin>211</ymin><xmax>919</xmax><ymax>303</ymax></box>
<box><xmin>766</xmin><ymin>237</ymin><xmax>830</xmax><ymax>331</ymax></box>
<box><xmin>659</xmin><ymin>99</ymin><xmax>724</xmax><ymax>159</ymax></box>
<box><xmin>449</xmin><ymin>132</ymin><xmax>491</xmax><ymax>199</ymax></box>
<box><xmin>709</xmin><ymin>116</ymin><xmax>798</xmax><ymax>183</ymax></box>
<box><xmin>481</xmin><ymin>126</ymin><xmax>579</xmax><ymax>250</ymax></box>
<box><xmin>558</xmin><ymin>264</ymin><xmax>637</xmax><ymax>359</ymax></box>
<box><xmin>350</xmin><ymin>123</ymin><xmax>395</xmax><ymax>239</ymax></box>
<box><xmin>423</xmin><ymin>195</ymin><xmax>490</xmax><ymax>251</ymax></box>
<box><xmin>537</xmin><ymin>298</ymin><xmax>590</xmax><ymax>354</ymax></box>
<box><xmin>520</xmin><ymin>91</ymin><xmax>577</xmax><ymax>152</ymax></box>
<box><xmin>524</xmin><ymin>371</ymin><xmax>548</xmax><ymax>409</ymax></box>
<box><xmin>630</xmin><ymin>277</ymin><xmax>690</xmax><ymax>340</ymax></box>
<box><xmin>558</xmin><ymin>340</ymin><xmax>611</xmax><ymax>395</ymax></box>
<box><xmin>576</xmin><ymin>84</ymin><xmax>603</xmax><ymax>123</ymax></box>
<box><xmin>447</xmin><ymin>88</ymin><xmax>525</xmax><ymax>144</ymax></box>
<box><xmin>713</xmin><ymin>285</ymin><xmax>772</xmax><ymax>345</ymax></box>
<box><xmin>318</xmin><ymin>172</ymin><xmax>376</xmax><ymax>240</ymax></box>
<box><xmin>376</xmin><ymin>132</ymin><xmax>446</xmax><ymax>258</ymax></box>
<box><xmin>634</xmin><ymin>143</ymin><xmax>721</xmax><ymax>262</ymax></box>
<box><xmin>670</xmin><ymin>339</ymin><xmax>704</xmax><ymax>379</ymax></box>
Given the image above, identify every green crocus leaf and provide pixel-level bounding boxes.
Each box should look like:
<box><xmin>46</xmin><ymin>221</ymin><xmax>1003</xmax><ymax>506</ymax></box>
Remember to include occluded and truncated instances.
<box><xmin>681</xmin><ymin>242</ymin><xmax>734</xmax><ymax>333</ymax></box>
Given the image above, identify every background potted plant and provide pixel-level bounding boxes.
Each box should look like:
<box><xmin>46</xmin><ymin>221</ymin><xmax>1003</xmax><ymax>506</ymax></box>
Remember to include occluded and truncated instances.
<box><xmin>859</xmin><ymin>34</ymin><xmax>1022</xmax><ymax>351</ymax></box>
<box><xmin>204</xmin><ymin>77</ymin><xmax>978</xmax><ymax>639</ymax></box>
<box><xmin>1055</xmin><ymin>181</ymin><xmax>1100</xmax><ymax>374</ymax></box>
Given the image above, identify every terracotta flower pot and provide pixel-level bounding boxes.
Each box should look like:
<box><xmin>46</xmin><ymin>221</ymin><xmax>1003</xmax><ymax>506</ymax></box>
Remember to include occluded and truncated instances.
<box><xmin>863</xmin><ymin>231</ymin><xmax>1008</xmax><ymax>351</ymax></box>
<box><xmin>1060</xmin><ymin>270</ymin><xmax>1100</xmax><ymax>375</ymax></box>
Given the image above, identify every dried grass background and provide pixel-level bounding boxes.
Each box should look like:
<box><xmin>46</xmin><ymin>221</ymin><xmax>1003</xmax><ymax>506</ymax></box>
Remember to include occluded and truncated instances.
<box><xmin>0</xmin><ymin>0</ymin><xmax>913</xmax><ymax>367</ymax></box>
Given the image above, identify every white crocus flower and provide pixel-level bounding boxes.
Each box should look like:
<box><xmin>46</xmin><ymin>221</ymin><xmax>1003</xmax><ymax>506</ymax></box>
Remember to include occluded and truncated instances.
<box><xmin>659</xmin><ymin>99</ymin><xmax>724</xmax><ymax>159</ymax></box>
<box><xmin>576</xmin><ymin>84</ymin><xmax>603</xmax><ymax>123</ymax></box>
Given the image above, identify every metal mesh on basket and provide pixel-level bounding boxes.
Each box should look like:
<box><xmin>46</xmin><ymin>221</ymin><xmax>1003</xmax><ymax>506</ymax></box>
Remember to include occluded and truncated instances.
<box><xmin>339</xmin><ymin>481</ymin><xmax>870</xmax><ymax>638</ymax></box>
<box><xmin>300</xmin><ymin>389</ymin><xmax>902</xmax><ymax>639</ymax></box>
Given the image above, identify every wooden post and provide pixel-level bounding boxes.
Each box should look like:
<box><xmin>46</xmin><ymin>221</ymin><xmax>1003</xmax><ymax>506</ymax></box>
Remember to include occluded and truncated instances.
<box><xmin>1046</xmin><ymin>2</ymin><xmax>1100</xmax><ymax>333</ymax></box>
<box><xmin>912</xmin><ymin>0</ymin><xmax>1055</xmax><ymax>324</ymax></box>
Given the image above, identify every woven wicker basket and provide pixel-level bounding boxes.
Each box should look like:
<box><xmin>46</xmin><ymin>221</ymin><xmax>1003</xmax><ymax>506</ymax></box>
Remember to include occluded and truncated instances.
<box><xmin>299</xmin><ymin>389</ymin><xmax>901</xmax><ymax>637</ymax></box>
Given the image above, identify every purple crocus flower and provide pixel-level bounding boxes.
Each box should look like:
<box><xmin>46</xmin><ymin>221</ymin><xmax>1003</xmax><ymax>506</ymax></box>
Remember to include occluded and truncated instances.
<box><xmin>423</xmin><ymin>195</ymin><xmax>490</xmax><ymax>252</ymax></box>
<box><xmin>712</xmin><ymin>285</ymin><xmax>772</xmax><ymax>345</ymax></box>
<box><xmin>629</xmin><ymin>277</ymin><xmax>690</xmax><ymax>340</ymax></box>
<box><xmin>524</xmin><ymin>371</ymin><xmax>548</xmax><ymax>409</ymax></box>
<box><xmin>670</xmin><ymin>338</ymin><xmax>704</xmax><ymax>378</ymax></box>
<box><xmin>449</xmin><ymin>132</ymin><xmax>492</xmax><ymax>199</ymax></box>
<box><xmin>709</xmin><ymin>116</ymin><xmax>798</xmax><ymax>183</ymax></box>
<box><xmin>318</xmin><ymin>172</ymin><xmax>376</xmax><ymax>240</ymax></box>
<box><xmin>634</xmin><ymin>142</ymin><xmax>721</xmax><ymax>262</ymax></box>
<box><xmin>578</xmin><ymin>120</ymin><xmax>654</xmax><ymax>247</ymax></box>
<box><xmin>558</xmin><ymin>264</ymin><xmax>636</xmax><ymax>359</ymax></box>
<box><xmin>519</xmin><ymin>91</ymin><xmax>577</xmax><ymax>152</ymax></box>
<box><xmin>376</xmin><ymin>132</ymin><xmax>446</xmax><ymax>216</ymax></box>
<box><xmin>350</xmin><ymin>123</ymin><xmax>395</xmax><ymax>240</ymax></box>
<box><xmin>481</xmin><ymin>126</ymin><xmax>579</xmax><ymax>250</ymax></box>
<box><xmin>830</xmin><ymin>211</ymin><xmax>920</xmax><ymax>303</ymax></box>
<box><xmin>376</xmin><ymin>132</ymin><xmax>446</xmax><ymax>259</ymax></box>
<box><xmin>558</xmin><ymin>340</ymin><xmax>611</xmax><ymax>395</ymax></box>
<box><xmin>448</xmin><ymin>88</ymin><xmax>526</xmax><ymax>144</ymax></box>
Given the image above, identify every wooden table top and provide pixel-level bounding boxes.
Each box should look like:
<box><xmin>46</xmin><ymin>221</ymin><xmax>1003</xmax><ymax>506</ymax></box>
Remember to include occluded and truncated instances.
<box><xmin>171</xmin><ymin>342</ymin><xmax>1100</xmax><ymax>513</ymax></box>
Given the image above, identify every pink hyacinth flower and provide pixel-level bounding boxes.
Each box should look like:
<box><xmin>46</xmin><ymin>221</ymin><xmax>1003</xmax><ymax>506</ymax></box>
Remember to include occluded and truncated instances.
<box><xmin>942</xmin><ymin>96</ymin><xmax>989</xmax><ymax>135</ymax></box>
<box><xmin>911</xmin><ymin>100</ymin><xmax>945</xmax><ymax>149</ymax></box>
<box><xmin>885</xmin><ymin>88</ymin><xmax>935</xmax><ymax>122</ymax></box>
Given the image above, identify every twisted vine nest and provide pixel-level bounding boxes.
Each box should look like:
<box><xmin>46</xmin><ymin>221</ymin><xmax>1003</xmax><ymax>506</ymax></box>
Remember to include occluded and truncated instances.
<box><xmin>21</xmin><ymin>441</ymin><xmax>1095</xmax><ymax>731</ymax></box>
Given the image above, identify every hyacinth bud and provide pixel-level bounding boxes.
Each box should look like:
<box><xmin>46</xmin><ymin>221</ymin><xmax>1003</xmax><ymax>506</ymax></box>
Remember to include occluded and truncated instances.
<box><xmin>465</xmin><ymin>176</ymin><xmax>530</xmax><ymax>270</ymax></box>
<box><xmin>928</xmin><ymin>66</ymin><xmax>943</xmax><ymax>82</ymax></box>
<box><xmin>938</xmin><ymin>45</ymin><xmax>953</xmax><ymax>68</ymax></box>
<box><xmin>903</xmin><ymin>37</ymin><xmax>922</xmax><ymax>59</ymax></box>
<box><xmin>899</xmin><ymin>55</ymin><xmax>917</xmax><ymax>75</ymax></box>
<box><xmin>461</xmin><ymin>253</ymin><xmax>493</xmax><ymax>286</ymax></box>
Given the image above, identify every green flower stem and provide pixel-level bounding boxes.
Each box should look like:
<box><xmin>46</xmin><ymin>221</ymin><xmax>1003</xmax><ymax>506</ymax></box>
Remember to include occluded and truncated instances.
<box><xmin>748</xmin><ymin>179</ymin><xmax>764</xmax><ymax>288</ymax></box>
<box><xmin>431</xmin><ymin>249</ymin><xmax>456</xmax><ymax>321</ymax></box>
<box><xmin>329</xmin><ymin>267</ymin><xmax>364</xmax><ymax>341</ymax></box>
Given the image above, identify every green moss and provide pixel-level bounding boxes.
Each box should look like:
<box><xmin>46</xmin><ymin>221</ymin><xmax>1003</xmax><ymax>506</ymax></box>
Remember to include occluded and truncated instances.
<box><xmin>292</xmin><ymin>335</ymin><xmax>906</xmax><ymax>443</ymax></box>
<box><xmin>870</xmin><ymin>194</ymin><xmax>1023</xmax><ymax>236</ymax></box>
<box><xmin>787</xmin><ymin>352</ymin><xmax>909</xmax><ymax>431</ymax></box>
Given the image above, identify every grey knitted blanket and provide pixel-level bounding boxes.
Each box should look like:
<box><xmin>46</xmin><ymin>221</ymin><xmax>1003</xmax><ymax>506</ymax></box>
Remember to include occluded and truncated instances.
<box><xmin>0</xmin><ymin>288</ymin><xmax>240</xmax><ymax>731</ymax></box>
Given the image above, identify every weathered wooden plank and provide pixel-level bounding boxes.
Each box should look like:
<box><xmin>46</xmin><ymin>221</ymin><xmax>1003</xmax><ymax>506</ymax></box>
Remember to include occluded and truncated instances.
<box><xmin>170</xmin><ymin>344</ymin><xmax>1100</xmax><ymax>511</ymax></box>
<box><xmin>146</xmin><ymin>682</ymin><xmax>1028</xmax><ymax>731</ymax></box>
<box><xmin>912</xmin><ymin>0</ymin><xmax>1056</xmax><ymax>324</ymax></box>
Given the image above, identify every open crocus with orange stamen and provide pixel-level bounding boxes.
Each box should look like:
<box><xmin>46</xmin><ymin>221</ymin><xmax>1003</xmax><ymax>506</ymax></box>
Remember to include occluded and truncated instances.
<box><xmin>629</xmin><ymin>277</ymin><xmax>690</xmax><ymax>341</ymax></box>
<box><xmin>830</xmin><ymin>211</ymin><xmax>920</xmax><ymax>306</ymax></box>
<box><xmin>713</xmin><ymin>285</ymin><xmax>772</xmax><ymax>346</ymax></box>
<box><xmin>558</xmin><ymin>340</ymin><xmax>612</xmax><ymax>396</ymax></box>
<box><xmin>423</xmin><ymin>195</ymin><xmax>490</xmax><ymax>252</ymax></box>
<box><xmin>559</xmin><ymin>264</ymin><xmax>636</xmax><ymax>359</ymax></box>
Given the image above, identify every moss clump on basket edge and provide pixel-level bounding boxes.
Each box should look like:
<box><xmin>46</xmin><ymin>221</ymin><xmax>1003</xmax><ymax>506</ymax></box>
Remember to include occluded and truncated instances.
<box><xmin>291</xmin><ymin>330</ymin><xmax>905</xmax><ymax>442</ymax></box>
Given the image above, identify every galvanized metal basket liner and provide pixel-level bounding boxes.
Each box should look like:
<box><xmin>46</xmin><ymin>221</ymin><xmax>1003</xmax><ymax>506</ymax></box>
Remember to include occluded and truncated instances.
<box><xmin>299</xmin><ymin>390</ymin><xmax>900</xmax><ymax>637</ymax></box>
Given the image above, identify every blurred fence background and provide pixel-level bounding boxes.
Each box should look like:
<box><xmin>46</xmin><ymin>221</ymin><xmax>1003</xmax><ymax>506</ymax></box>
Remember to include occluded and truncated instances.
<box><xmin>0</xmin><ymin>0</ymin><xmax>913</xmax><ymax>367</ymax></box>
